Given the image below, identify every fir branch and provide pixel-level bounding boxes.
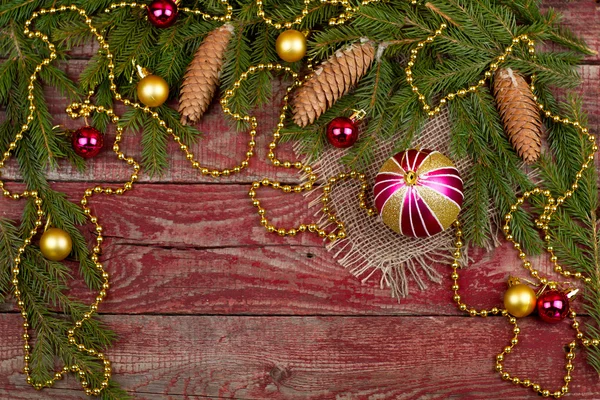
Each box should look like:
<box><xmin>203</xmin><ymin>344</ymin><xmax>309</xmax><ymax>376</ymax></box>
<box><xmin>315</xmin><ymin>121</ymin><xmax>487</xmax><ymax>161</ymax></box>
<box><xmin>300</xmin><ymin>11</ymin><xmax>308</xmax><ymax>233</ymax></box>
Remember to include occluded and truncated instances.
<box><xmin>141</xmin><ymin>112</ymin><xmax>169</xmax><ymax>177</ymax></box>
<box><xmin>0</xmin><ymin>216</ymin><xmax>125</xmax><ymax>397</ymax></box>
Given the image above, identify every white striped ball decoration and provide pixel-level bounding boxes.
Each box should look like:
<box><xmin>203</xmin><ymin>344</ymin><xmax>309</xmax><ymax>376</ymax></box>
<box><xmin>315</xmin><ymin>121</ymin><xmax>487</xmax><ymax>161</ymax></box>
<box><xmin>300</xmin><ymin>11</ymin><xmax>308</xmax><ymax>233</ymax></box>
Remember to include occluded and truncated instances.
<box><xmin>373</xmin><ymin>149</ymin><xmax>464</xmax><ymax>237</ymax></box>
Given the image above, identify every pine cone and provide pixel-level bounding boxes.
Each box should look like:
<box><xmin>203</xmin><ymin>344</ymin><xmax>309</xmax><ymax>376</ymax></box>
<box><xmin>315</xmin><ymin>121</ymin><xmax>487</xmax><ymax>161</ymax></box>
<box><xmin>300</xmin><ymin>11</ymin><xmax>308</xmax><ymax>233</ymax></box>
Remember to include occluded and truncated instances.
<box><xmin>179</xmin><ymin>24</ymin><xmax>234</xmax><ymax>125</ymax></box>
<box><xmin>291</xmin><ymin>40</ymin><xmax>375</xmax><ymax>127</ymax></box>
<box><xmin>492</xmin><ymin>68</ymin><xmax>543</xmax><ymax>164</ymax></box>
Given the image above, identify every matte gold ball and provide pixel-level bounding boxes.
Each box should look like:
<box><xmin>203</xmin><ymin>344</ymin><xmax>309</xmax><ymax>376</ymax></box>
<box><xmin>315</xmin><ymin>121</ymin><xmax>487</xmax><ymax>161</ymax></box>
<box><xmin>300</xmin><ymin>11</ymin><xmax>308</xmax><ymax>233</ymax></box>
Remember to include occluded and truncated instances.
<box><xmin>504</xmin><ymin>283</ymin><xmax>537</xmax><ymax>318</ymax></box>
<box><xmin>137</xmin><ymin>74</ymin><xmax>169</xmax><ymax>107</ymax></box>
<box><xmin>275</xmin><ymin>29</ymin><xmax>306</xmax><ymax>63</ymax></box>
<box><xmin>40</xmin><ymin>228</ymin><xmax>73</xmax><ymax>261</ymax></box>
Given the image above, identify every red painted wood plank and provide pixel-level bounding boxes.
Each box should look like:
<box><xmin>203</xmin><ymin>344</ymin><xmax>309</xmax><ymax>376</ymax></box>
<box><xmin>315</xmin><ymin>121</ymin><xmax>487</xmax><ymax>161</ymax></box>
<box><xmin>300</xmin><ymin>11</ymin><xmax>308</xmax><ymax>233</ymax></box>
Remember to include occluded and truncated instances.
<box><xmin>0</xmin><ymin>182</ymin><xmax>564</xmax><ymax>316</ymax></box>
<box><xmin>1</xmin><ymin>66</ymin><xmax>598</xmax><ymax>185</ymax></box>
<box><xmin>0</xmin><ymin>388</ymin><xmax>215</xmax><ymax>400</ymax></box>
<box><xmin>0</xmin><ymin>182</ymin><xmax>323</xmax><ymax>248</ymax></box>
<box><xmin>2</xmin><ymin>314</ymin><xmax>600</xmax><ymax>399</ymax></box>
<box><xmin>0</xmin><ymin>240</ymin><xmax>556</xmax><ymax>317</ymax></box>
<box><xmin>1</xmin><ymin>60</ymin><xmax>301</xmax><ymax>184</ymax></box>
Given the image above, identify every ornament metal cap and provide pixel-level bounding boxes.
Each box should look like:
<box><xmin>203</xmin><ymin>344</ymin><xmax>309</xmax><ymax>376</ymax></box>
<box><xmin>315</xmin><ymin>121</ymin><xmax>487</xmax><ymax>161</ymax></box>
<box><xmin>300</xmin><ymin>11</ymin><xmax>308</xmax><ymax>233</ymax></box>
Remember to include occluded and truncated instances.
<box><xmin>349</xmin><ymin>109</ymin><xmax>366</xmax><ymax>122</ymax></box>
<box><xmin>136</xmin><ymin>64</ymin><xmax>150</xmax><ymax>79</ymax></box>
<box><xmin>507</xmin><ymin>275</ymin><xmax>537</xmax><ymax>287</ymax></box>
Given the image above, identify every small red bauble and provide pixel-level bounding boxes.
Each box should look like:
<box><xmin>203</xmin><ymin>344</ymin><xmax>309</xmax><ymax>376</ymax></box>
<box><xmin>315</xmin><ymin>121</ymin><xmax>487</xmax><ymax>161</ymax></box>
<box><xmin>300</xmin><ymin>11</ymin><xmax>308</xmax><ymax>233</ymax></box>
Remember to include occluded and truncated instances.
<box><xmin>72</xmin><ymin>126</ymin><xmax>103</xmax><ymax>159</ymax></box>
<box><xmin>147</xmin><ymin>0</ymin><xmax>178</xmax><ymax>28</ymax></box>
<box><xmin>326</xmin><ymin>116</ymin><xmax>359</xmax><ymax>148</ymax></box>
<box><xmin>537</xmin><ymin>290</ymin><xmax>569</xmax><ymax>323</ymax></box>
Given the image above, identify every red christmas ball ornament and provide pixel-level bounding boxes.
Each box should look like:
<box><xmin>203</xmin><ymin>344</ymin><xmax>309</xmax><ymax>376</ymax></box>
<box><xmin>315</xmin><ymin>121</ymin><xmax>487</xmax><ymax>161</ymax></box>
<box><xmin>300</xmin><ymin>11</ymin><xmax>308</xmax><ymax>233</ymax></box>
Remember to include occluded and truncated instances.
<box><xmin>537</xmin><ymin>290</ymin><xmax>569</xmax><ymax>323</ymax></box>
<box><xmin>326</xmin><ymin>117</ymin><xmax>359</xmax><ymax>148</ymax></box>
<box><xmin>72</xmin><ymin>126</ymin><xmax>103</xmax><ymax>159</ymax></box>
<box><xmin>147</xmin><ymin>0</ymin><xmax>178</xmax><ymax>28</ymax></box>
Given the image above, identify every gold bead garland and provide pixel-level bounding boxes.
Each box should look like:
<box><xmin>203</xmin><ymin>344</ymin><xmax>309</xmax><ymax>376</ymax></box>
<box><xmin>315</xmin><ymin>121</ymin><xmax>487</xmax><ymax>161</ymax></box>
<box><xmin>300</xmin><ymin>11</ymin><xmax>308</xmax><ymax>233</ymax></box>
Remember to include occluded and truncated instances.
<box><xmin>219</xmin><ymin>63</ymin><xmax>376</xmax><ymax>239</ymax></box>
<box><xmin>256</xmin><ymin>0</ymin><xmax>385</xmax><ymax>29</ymax></box>
<box><xmin>407</xmin><ymin>22</ymin><xmax>598</xmax><ymax>398</ymax></box>
<box><xmin>1</xmin><ymin>5</ymin><xmax>145</xmax><ymax>395</ymax></box>
<box><xmin>2</xmin><ymin>3</ymin><xmax>378</xmax><ymax>396</ymax></box>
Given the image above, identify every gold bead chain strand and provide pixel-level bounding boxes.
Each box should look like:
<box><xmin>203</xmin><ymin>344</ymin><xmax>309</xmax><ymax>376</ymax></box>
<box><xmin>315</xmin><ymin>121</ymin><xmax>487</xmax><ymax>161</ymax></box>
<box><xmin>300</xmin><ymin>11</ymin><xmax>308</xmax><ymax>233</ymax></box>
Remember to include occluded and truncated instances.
<box><xmin>101</xmin><ymin>3</ymin><xmax>379</xmax><ymax>240</ymax></box>
<box><xmin>405</xmin><ymin>24</ymin><xmax>536</xmax><ymax>118</ymax></box>
<box><xmin>256</xmin><ymin>0</ymin><xmax>385</xmax><ymax>29</ymax></box>
<box><xmin>6</xmin><ymin>5</ymin><xmax>150</xmax><ymax>396</ymax></box>
<box><xmin>104</xmin><ymin>0</ymin><xmax>233</xmax><ymax>22</ymax></box>
<box><xmin>405</xmin><ymin>22</ymin><xmax>598</xmax><ymax>398</ymax></box>
<box><xmin>450</xmin><ymin>222</ymin><xmax>579</xmax><ymax>398</ymax></box>
<box><xmin>78</xmin><ymin>8</ymin><xmax>375</xmax><ymax>241</ymax></box>
<box><xmin>220</xmin><ymin>63</ymin><xmax>376</xmax><ymax>240</ymax></box>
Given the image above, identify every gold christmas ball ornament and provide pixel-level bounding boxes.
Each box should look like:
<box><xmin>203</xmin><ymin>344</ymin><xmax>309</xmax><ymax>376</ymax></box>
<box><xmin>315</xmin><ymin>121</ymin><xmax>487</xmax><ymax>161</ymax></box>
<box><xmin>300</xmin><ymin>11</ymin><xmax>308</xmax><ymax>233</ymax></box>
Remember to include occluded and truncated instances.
<box><xmin>275</xmin><ymin>29</ymin><xmax>307</xmax><ymax>63</ymax></box>
<box><xmin>40</xmin><ymin>228</ymin><xmax>73</xmax><ymax>261</ymax></box>
<box><xmin>504</xmin><ymin>283</ymin><xmax>537</xmax><ymax>318</ymax></box>
<box><xmin>137</xmin><ymin>74</ymin><xmax>169</xmax><ymax>107</ymax></box>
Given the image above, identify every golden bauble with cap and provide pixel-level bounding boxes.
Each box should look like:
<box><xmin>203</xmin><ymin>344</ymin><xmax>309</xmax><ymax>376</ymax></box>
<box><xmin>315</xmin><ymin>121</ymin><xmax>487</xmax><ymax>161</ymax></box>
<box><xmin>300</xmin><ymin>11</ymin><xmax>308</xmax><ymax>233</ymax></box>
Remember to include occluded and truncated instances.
<box><xmin>504</xmin><ymin>281</ymin><xmax>537</xmax><ymax>318</ymax></box>
<box><xmin>137</xmin><ymin>73</ymin><xmax>169</xmax><ymax>107</ymax></box>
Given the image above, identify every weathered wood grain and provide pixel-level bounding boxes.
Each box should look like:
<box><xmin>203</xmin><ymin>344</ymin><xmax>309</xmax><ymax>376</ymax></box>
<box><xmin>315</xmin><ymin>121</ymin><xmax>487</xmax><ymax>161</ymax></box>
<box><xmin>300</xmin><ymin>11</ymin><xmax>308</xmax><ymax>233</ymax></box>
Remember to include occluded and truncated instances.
<box><xmin>0</xmin><ymin>238</ymin><xmax>555</xmax><ymax>317</ymax></box>
<box><xmin>2</xmin><ymin>314</ymin><xmax>600</xmax><ymax>399</ymax></box>
<box><xmin>0</xmin><ymin>182</ymin><xmax>557</xmax><ymax>316</ymax></box>
<box><xmin>0</xmin><ymin>388</ymin><xmax>217</xmax><ymax>400</ymax></box>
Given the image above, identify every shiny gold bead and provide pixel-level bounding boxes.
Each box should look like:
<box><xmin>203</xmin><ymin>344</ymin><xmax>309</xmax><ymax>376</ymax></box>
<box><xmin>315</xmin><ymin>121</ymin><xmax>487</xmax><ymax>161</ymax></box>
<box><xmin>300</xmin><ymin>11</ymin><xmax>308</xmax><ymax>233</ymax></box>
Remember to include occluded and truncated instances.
<box><xmin>565</xmin><ymin>363</ymin><xmax>574</xmax><ymax>371</ymax></box>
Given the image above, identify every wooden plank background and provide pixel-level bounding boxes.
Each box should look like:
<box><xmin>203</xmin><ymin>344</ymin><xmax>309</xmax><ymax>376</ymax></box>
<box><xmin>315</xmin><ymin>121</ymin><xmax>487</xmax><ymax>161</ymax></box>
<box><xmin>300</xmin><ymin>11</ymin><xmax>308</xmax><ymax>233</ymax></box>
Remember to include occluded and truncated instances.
<box><xmin>1</xmin><ymin>0</ymin><xmax>600</xmax><ymax>398</ymax></box>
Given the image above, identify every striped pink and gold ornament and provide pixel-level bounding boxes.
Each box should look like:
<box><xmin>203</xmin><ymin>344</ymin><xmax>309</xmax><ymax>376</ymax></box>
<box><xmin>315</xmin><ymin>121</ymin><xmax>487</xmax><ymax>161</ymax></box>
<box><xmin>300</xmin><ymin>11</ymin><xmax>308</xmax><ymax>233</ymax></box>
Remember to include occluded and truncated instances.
<box><xmin>373</xmin><ymin>149</ymin><xmax>464</xmax><ymax>237</ymax></box>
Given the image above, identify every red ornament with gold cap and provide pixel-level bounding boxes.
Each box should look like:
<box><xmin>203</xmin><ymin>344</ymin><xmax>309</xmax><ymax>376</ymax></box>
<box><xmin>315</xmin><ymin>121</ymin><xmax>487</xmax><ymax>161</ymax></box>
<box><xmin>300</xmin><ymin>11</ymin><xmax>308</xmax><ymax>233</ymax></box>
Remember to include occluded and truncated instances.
<box><xmin>373</xmin><ymin>149</ymin><xmax>463</xmax><ymax>237</ymax></box>
<box><xmin>537</xmin><ymin>289</ymin><xmax>570</xmax><ymax>323</ymax></box>
<box><xmin>326</xmin><ymin>110</ymin><xmax>365</xmax><ymax>148</ymax></box>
